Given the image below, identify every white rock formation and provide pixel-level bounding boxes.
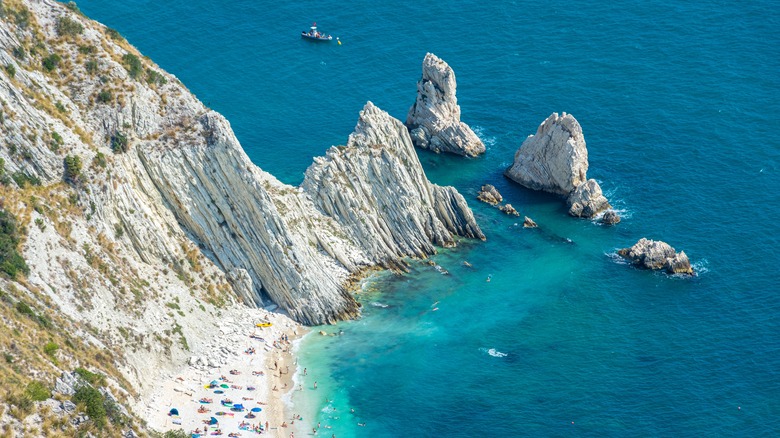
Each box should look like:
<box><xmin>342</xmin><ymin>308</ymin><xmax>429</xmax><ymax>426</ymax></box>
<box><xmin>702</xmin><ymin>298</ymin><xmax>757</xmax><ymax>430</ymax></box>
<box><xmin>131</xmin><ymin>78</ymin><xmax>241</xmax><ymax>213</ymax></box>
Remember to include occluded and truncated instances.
<box><xmin>0</xmin><ymin>0</ymin><xmax>487</xmax><ymax>420</ymax></box>
<box><xmin>567</xmin><ymin>179</ymin><xmax>611</xmax><ymax>218</ymax></box>
<box><xmin>303</xmin><ymin>102</ymin><xmax>485</xmax><ymax>271</ymax></box>
<box><xmin>618</xmin><ymin>238</ymin><xmax>694</xmax><ymax>275</ymax></box>
<box><xmin>505</xmin><ymin>112</ymin><xmax>612</xmax><ymax>218</ymax></box>
<box><xmin>405</xmin><ymin>53</ymin><xmax>485</xmax><ymax>157</ymax></box>
<box><xmin>477</xmin><ymin>184</ymin><xmax>503</xmax><ymax>205</ymax></box>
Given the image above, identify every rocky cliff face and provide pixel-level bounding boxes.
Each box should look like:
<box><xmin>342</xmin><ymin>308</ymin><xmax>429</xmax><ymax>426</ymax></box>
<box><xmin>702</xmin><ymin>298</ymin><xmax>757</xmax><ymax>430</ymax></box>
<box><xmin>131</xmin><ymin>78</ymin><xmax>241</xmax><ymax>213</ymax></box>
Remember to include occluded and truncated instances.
<box><xmin>405</xmin><ymin>53</ymin><xmax>485</xmax><ymax>157</ymax></box>
<box><xmin>0</xmin><ymin>0</ymin><xmax>485</xmax><ymax>428</ymax></box>
<box><xmin>303</xmin><ymin>102</ymin><xmax>484</xmax><ymax>271</ymax></box>
<box><xmin>505</xmin><ymin>112</ymin><xmax>612</xmax><ymax>218</ymax></box>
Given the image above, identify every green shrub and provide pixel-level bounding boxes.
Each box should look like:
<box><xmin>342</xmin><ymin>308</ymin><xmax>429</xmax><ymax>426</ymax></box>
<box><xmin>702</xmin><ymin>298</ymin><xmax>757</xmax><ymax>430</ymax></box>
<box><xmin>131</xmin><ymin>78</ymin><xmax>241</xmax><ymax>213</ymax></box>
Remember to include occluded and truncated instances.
<box><xmin>97</xmin><ymin>89</ymin><xmax>112</xmax><ymax>103</ymax></box>
<box><xmin>15</xmin><ymin>300</ymin><xmax>33</xmax><ymax>316</ymax></box>
<box><xmin>5</xmin><ymin>64</ymin><xmax>15</xmax><ymax>78</ymax></box>
<box><xmin>111</xmin><ymin>132</ymin><xmax>128</xmax><ymax>153</ymax></box>
<box><xmin>55</xmin><ymin>101</ymin><xmax>67</xmax><ymax>113</ymax></box>
<box><xmin>56</xmin><ymin>16</ymin><xmax>83</xmax><ymax>36</ymax></box>
<box><xmin>25</xmin><ymin>381</ymin><xmax>51</xmax><ymax>401</ymax></box>
<box><xmin>121</xmin><ymin>54</ymin><xmax>143</xmax><ymax>79</ymax></box>
<box><xmin>72</xmin><ymin>386</ymin><xmax>106</xmax><ymax>428</ymax></box>
<box><xmin>85</xmin><ymin>60</ymin><xmax>98</xmax><ymax>75</ymax></box>
<box><xmin>0</xmin><ymin>210</ymin><xmax>29</xmax><ymax>278</ymax></box>
<box><xmin>146</xmin><ymin>69</ymin><xmax>167</xmax><ymax>86</ymax></box>
<box><xmin>105</xmin><ymin>27</ymin><xmax>122</xmax><ymax>40</ymax></box>
<box><xmin>42</xmin><ymin>53</ymin><xmax>61</xmax><ymax>72</ymax></box>
<box><xmin>74</xmin><ymin>367</ymin><xmax>105</xmax><ymax>386</ymax></box>
<box><xmin>92</xmin><ymin>152</ymin><xmax>107</xmax><ymax>168</ymax></box>
<box><xmin>66</xmin><ymin>1</ymin><xmax>82</xmax><ymax>14</ymax></box>
<box><xmin>163</xmin><ymin>430</ymin><xmax>189</xmax><ymax>438</ymax></box>
<box><xmin>64</xmin><ymin>155</ymin><xmax>82</xmax><ymax>182</ymax></box>
<box><xmin>11</xmin><ymin>171</ymin><xmax>41</xmax><ymax>188</ymax></box>
<box><xmin>43</xmin><ymin>341</ymin><xmax>59</xmax><ymax>357</ymax></box>
<box><xmin>78</xmin><ymin>45</ymin><xmax>96</xmax><ymax>55</ymax></box>
<box><xmin>11</xmin><ymin>7</ymin><xmax>30</xmax><ymax>29</ymax></box>
<box><xmin>12</xmin><ymin>46</ymin><xmax>25</xmax><ymax>60</ymax></box>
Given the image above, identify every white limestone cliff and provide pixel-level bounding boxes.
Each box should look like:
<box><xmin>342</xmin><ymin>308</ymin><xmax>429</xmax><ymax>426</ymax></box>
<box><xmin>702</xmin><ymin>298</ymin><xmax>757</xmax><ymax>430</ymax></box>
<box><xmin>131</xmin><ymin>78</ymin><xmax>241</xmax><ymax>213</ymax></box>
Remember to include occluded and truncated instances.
<box><xmin>0</xmin><ymin>0</ymin><xmax>486</xmax><ymax>421</ymax></box>
<box><xmin>405</xmin><ymin>53</ymin><xmax>485</xmax><ymax>157</ymax></box>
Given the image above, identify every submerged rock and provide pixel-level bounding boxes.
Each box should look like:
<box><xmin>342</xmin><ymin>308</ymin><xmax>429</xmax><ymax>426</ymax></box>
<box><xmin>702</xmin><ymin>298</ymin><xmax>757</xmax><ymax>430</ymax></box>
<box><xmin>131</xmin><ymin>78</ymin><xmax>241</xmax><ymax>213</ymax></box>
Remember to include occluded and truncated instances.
<box><xmin>405</xmin><ymin>53</ymin><xmax>485</xmax><ymax>157</ymax></box>
<box><xmin>477</xmin><ymin>184</ymin><xmax>503</xmax><ymax>205</ymax></box>
<box><xmin>618</xmin><ymin>238</ymin><xmax>693</xmax><ymax>275</ymax></box>
<box><xmin>601</xmin><ymin>209</ymin><xmax>621</xmax><ymax>225</ymax></box>
<box><xmin>567</xmin><ymin>179</ymin><xmax>611</xmax><ymax>218</ymax></box>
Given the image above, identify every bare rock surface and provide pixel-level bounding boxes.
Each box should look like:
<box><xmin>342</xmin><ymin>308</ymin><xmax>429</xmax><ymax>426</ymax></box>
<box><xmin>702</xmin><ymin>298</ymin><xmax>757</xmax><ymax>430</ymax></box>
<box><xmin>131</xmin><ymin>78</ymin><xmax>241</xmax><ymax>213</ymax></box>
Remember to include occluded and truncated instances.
<box><xmin>505</xmin><ymin>112</ymin><xmax>613</xmax><ymax>218</ymax></box>
<box><xmin>505</xmin><ymin>112</ymin><xmax>588</xmax><ymax>196</ymax></box>
<box><xmin>477</xmin><ymin>184</ymin><xmax>503</xmax><ymax>205</ymax></box>
<box><xmin>523</xmin><ymin>216</ymin><xmax>538</xmax><ymax>228</ymax></box>
<box><xmin>406</xmin><ymin>53</ymin><xmax>485</xmax><ymax>157</ymax></box>
<box><xmin>567</xmin><ymin>179</ymin><xmax>611</xmax><ymax>217</ymax></box>
<box><xmin>303</xmin><ymin>102</ymin><xmax>485</xmax><ymax>271</ymax></box>
<box><xmin>499</xmin><ymin>204</ymin><xmax>519</xmax><ymax>216</ymax></box>
<box><xmin>601</xmin><ymin>210</ymin><xmax>621</xmax><ymax>225</ymax></box>
<box><xmin>618</xmin><ymin>238</ymin><xmax>693</xmax><ymax>275</ymax></box>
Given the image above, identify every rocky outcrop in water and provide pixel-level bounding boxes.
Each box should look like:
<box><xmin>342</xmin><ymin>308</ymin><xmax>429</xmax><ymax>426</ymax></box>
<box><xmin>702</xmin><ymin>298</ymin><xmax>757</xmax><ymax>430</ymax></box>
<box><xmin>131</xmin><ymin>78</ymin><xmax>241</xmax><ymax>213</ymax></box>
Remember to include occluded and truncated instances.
<box><xmin>477</xmin><ymin>184</ymin><xmax>503</xmax><ymax>205</ymax></box>
<box><xmin>505</xmin><ymin>112</ymin><xmax>613</xmax><ymax>219</ymax></box>
<box><xmin>567</xmin><ymin>179</ymin><xmax>611</xmax><ymax>218</ymax></box>
<box><xmin>523</xmin><ymin>216</ymin><xmax>538</xmax><ymax>228</ymax></box>
<box><xmin>601</xmin><ymin>210</ymin><xmax>621</xmax><ymax>225</ymax></box>
<box><xmin>303</xmin><ymin>102</ymin><xmax>485</xmax><ymax>271</ymax></box>
<box><xmin>618</xmin><ymin>238</ymin><xmax>693</xmax><ymax>275</ymax></box>
<box><xmin>499</xmin><ymin>204</ymin><xmax>519</xmax><ymax>216</ymax></box>
<box><xmin>406</xmin><ymin>53</ymin><xmax>485</xmax><ymax>157</ymax></box>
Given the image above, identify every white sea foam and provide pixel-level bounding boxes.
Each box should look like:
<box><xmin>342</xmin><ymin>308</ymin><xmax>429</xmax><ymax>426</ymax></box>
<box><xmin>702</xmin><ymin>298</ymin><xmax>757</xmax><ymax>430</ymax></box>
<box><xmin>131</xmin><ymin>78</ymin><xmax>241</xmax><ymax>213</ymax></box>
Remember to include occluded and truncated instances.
<box><xmin>472</xmin><ymin>125</ymin><xmax>497</xmax><ymax>150</ymax></box>
<box><xmin>480</xmin><ymin>347</ymin><xmax>508</xmax><ymax>358</ymax></box>
<box><xmin>370</xmin><ymin>302</ymin><xmax>388</xmax><ymax>308</ymax></box>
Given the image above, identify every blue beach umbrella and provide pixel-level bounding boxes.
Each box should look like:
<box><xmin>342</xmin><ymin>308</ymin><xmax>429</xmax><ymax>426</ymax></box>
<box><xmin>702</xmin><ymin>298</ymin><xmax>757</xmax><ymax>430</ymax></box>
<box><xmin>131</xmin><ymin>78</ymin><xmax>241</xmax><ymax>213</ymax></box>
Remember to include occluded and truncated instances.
<box><xmin>251</xmin><ymin>407</ymin><xmax>262</xmax><ymax>412</ymax></box>
<box><xmin>209</xmin><ymin>417</ymin><xmax>218</xmax><ymax>425</ymax></box>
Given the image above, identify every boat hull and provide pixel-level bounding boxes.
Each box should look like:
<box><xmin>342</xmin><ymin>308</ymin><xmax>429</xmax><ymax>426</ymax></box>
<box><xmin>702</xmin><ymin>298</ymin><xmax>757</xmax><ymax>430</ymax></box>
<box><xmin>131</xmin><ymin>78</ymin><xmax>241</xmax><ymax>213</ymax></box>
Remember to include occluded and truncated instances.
<box><xmin>301</xmin><ymin>34</ymin><xmax>332</xmax><ymax>41</ymax></box>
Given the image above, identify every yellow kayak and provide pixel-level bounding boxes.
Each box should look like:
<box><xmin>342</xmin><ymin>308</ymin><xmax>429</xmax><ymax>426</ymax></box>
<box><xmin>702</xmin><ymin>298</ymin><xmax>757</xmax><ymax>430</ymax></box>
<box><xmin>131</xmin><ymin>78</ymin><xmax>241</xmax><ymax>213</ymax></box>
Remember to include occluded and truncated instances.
<box><xmin>255</xmin><ymin>322</ymin><xmax>272</xmax><ymax>328</ymax></box>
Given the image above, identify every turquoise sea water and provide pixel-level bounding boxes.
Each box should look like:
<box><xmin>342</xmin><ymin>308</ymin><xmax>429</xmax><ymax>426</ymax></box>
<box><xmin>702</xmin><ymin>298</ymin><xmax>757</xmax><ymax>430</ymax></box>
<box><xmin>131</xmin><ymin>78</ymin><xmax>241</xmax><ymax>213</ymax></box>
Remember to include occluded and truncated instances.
<box><xmin>77</xmin><ymin>0</ymin><xmax>780</xmax><ymax>436</ymax></box>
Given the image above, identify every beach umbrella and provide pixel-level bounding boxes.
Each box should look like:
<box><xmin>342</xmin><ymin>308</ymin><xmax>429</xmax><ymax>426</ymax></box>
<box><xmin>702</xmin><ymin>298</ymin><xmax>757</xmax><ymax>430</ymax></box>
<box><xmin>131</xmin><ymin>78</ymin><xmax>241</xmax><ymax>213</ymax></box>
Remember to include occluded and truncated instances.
<box><xmin>233</xmin><ymin>403</ymin><xmax>244</xmax><ymax>410</ymax></box>
<box><xmin>209</xmin><ymin>417</ymin><xmax>218</xmax><ymax>424</ymax></box>
<box><xmin>220</xmin><ymin>384</ymin><xmax>229</xmax><ymax>388</ymax></box>
<box><xmin>169</xmin><ymin>408</ymin><xmax>179</xmax><ymax>416</ymax></box>
<box><xmin>210</xmin><ymin>380</ymin><xmax>218</xmax><ymax>386</ymax></box>
<box><xmin>251</xmin><ymin>407</ymin><xmax>262</xmax><ymax>412</ymax></box>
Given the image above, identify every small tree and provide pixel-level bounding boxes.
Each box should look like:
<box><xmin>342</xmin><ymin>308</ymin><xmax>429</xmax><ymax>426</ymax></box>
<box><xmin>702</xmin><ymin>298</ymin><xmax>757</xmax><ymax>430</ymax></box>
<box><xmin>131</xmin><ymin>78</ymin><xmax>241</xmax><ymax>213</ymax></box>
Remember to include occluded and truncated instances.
<box><xmin>42</xmin><ymin>53</ymin><xmax>61</xmax><ymax>72</ymax></box>
<box><xmin>121</xmin><ymin>53</ymin><xmax>143</xmax><ymax>79</ymax></box>
<box><xmin>56</xmin><ymin>16</ymin><xmax>83</xmax><ymax>36</ymax></box>
<box><xmin>111</xmin><ymin>132</ymin><xmax>128</xmax><ymax>154</ymax></box>
<box><xmin>64</xmin><ymin>155</ymin><xmax>82</xmax><ymax>183</ymax></box>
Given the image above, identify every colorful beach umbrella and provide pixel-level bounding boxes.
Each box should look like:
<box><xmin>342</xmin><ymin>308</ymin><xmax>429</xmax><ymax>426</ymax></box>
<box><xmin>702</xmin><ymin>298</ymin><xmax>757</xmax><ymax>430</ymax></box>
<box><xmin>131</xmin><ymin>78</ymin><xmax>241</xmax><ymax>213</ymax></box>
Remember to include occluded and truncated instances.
<box><xmin>251</xmin><ymin>407</ymin><xmax>262</xmax><ymax>412</ymax></box>
<box><xmin>220</xmin><ymin>384</ymin><xmax>229</xmax><ymax>388</ymax></box>
<box><xmin>209</xmin><ymin>417</ymin><xmax>218</xmax><ymax>424</ymax></box>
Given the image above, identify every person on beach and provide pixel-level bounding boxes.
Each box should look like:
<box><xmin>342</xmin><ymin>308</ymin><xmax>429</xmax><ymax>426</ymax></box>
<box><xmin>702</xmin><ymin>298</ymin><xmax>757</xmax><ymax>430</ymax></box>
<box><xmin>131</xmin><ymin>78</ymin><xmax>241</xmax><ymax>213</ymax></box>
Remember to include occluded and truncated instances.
<box><xmin>314</xmin><ymin>381</ymin><xmax>317</xmax><ymax>389</ymax></box>
<box><xmin>303</xmin><ymin>368</ymin><xmax>307</xmax><ymax>375</ymax></box>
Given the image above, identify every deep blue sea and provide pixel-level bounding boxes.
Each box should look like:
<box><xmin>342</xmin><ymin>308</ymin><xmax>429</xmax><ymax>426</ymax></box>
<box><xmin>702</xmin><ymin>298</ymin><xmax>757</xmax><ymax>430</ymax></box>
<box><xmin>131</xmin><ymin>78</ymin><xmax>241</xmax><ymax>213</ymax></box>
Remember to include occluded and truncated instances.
<box><xmin>77</xmin><ymin>0</ymin><xmax>780</xmax><ymax>436</ymax></box>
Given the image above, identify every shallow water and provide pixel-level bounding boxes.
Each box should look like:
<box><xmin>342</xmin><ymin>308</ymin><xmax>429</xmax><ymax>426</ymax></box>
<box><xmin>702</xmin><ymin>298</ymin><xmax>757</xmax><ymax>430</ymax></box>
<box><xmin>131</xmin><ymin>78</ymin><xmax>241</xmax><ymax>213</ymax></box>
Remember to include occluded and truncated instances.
<box><xmin>77</xmin><ymin>0</ymin><xmax>780</xmax><ymax>435</ymax></box>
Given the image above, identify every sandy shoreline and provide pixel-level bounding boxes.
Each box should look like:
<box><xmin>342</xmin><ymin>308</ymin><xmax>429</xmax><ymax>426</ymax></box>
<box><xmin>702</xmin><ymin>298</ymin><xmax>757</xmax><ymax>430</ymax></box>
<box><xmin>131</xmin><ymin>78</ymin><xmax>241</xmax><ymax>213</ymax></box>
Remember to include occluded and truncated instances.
<box><xmin>142</xmin><ymin>308</ymin><xmax>307</xmax><ymax>437</ymax></box>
